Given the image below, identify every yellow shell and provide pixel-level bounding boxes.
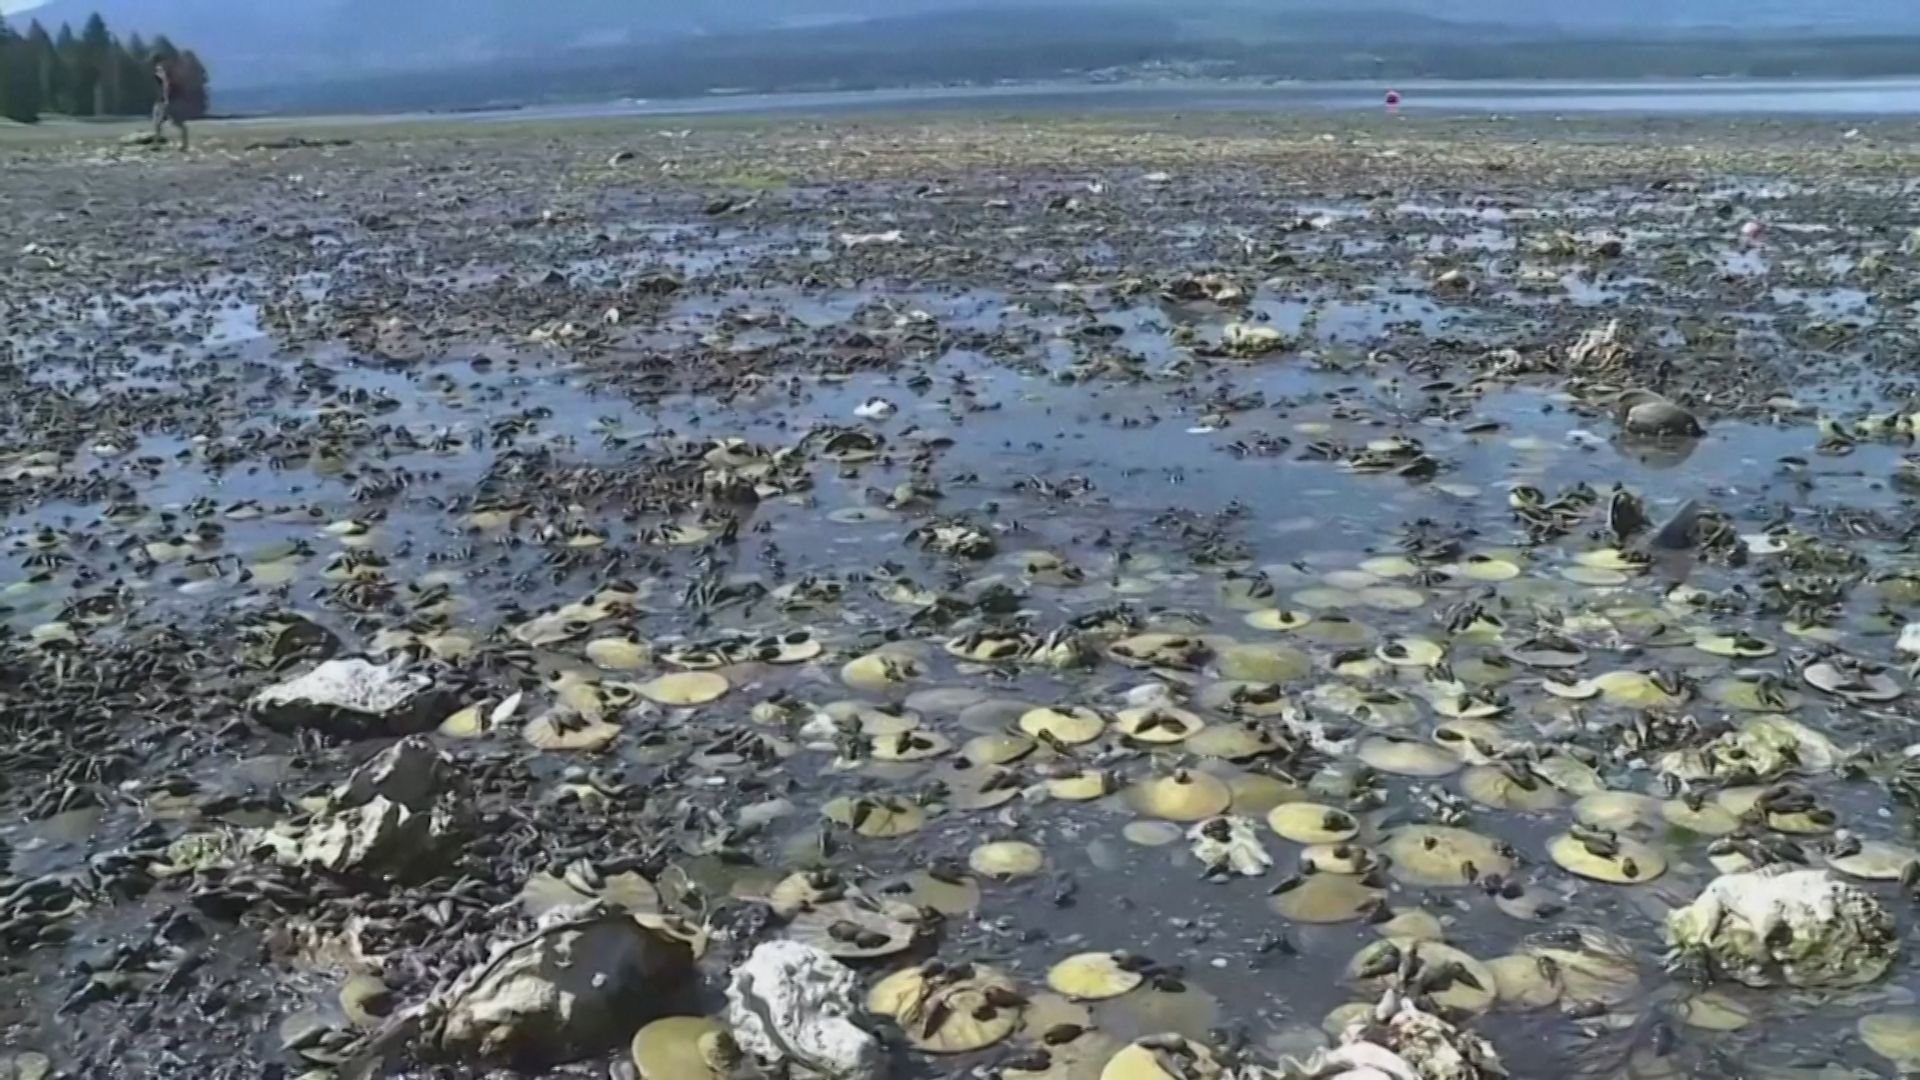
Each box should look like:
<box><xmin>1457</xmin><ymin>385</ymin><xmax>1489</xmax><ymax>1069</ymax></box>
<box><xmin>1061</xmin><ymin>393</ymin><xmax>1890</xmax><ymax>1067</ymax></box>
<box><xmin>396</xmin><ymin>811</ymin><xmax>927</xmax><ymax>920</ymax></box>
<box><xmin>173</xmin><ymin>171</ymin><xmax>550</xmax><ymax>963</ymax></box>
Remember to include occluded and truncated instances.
<box><xmin>1109</xmin><ymin>633</ymin><xmax>1208</xmax><ymax>670</ymax></box>
<box><xmin>1591</xmin><ymin>670</ymin><xmax>1688</xmax><ymax>709</ymax></box>
<box><xmin>1382</xmin><ymin>825</ymin><xmax>1513</xmax><ymax>887</ymax></box>
<box><xmin>1432</xmin><ymin>720</ymin><xmax>1510</xmax><ymax>763</ymax></box>
<box><xmin>1115</xmin><ymin>705</ymin><xmax>1206</xmax><ymax>744</ymax></box>
<box><xmin>870</xmin><ymin>730</ymin><xmax>953</xmax><ymax>762</ymax></box>
<box><xmin>1661</xmin><ymin>799</ymin><xmax>1740</xmax><ymax>836</ymax></box>
<box><xmin>1348</xmin><ymin>939</ymin><xmax>1495</xmax><ymax>1013</ymax></box>
<box><xmin>1575</xmin><ymin>548</ymin><xmax>1648</xmax><ymax>573</ymax></box>
<box><xmin>876</xmin><ymin>964</ymin><xmax>1023</xmax><ymax>1054</ymax></box>
<box><xmin>1707</xmin><ymin>676</ymin><xmax>1804</xmax><ymax>713</ymax></box>
<box><xmin>1359</xmin><ymin>586</ymin><xmax>1427</xmax><ymax>611</ymax></box>
<box><xmin>1322</xmin><ymin>1003</ymin><xmax>1374</xmax><ymax>1038</ymax></box>
<box><xmin>1548</xmin><ymin>833</ymin><xmax>1667</xmax><ymax>884</ymax></box>
<box><xmin>1488</xmin><ymin>953</ymin><xmax>1564</xmax><ymax>1009</ymax></box>
<box><xmin>1357</xmin><ymin>736</ymin><xmax>1461</xmax><ymax>777</ymax></box>
<box><xmin>1767</xmin><ymin>807</ymin><xmax>1839</xmax><ymax>835</ymax></box>
<box><xmin>1126</xmin><ymin>772</ymin><xmax>1232</xmax><ymax>822</ymax></box>
<box><xmin>1376</xmin><ymin>637</ymin><xmax>1444</xmax><ymax>667</ymax></box>
<box><xmin>1573</xmin><ymin>792</ymin><xmax>1662</xmax><ymax>830</ymax></box>
<box><xmin>1266</xmin><ymin>802</ymin><xmax>1360</xmax><ymax>845</ymax></box>
<box><xmin>1331</xmin><ymin>654</ymin><xmax>1387</xmax><ymax>679</ymax></box>
<box><xmin>1323</xmin><ymin>569</ymin><xmax>1379</xmax><ymax>590</ymax></box>
<box><xmin>1861</xmin><ymin>1013</ymin><xmax>1920</xmax><ymax>1069</ymax></box>
<box><xmin>1527</xmin><ymin>932</ymin><xmax>1640</xmax><ymax>1008</ymax></box>
<box><xmin>1297</xmin><ymin>614</ymin><xmax>1376</xmax><ymax>646</ymax></box>
<box><xmin>1532</xmin><ymin>752</ymin><xmax>1607</xmax><ymax>795</ymax></box>
<box><xmin>1101</xmin><ymin>1037</ymin><xmax>1225</xmax><ymax>1080</ymax></box>
<box><xmin>970</xmin><ymin>841</ymin><xmax>1046</xmax><ymax>879</ymax></box>
<box><xmin>1215</xmin><ymin>643</ymin><xmax>1312</xmax><ymax>683</ymax></box>
<box><xmin>787</xmin><ymin>900</ymin><xmax>918</xmax><ymax>959</ymax></box>
<box><xmin>1562</xmin><ymin>566</ymin><xmax>1629</xmax><ymax>587</ymax></box>
<box><xmin>1455</xmin><ymin>554</ymin><xmax>1521</xmax><ymax>582</ymax></box>
<box><xmin>1360</xmin><ymin>556</ymin><xmax>1420</xmax><ymax>578</ymax></box>
<box><xmin>1311</xmin><ymin>685</ymin><xmax>1421</xmax><ymax>729</ymax></box>
<box><xmin>1176</xmin><ymin>713</ymin><xmax>1277</xmax><ymax>757</ymax></box>
<box><xmin>964</xmin><ymin>732</ymin><xmax>1038</xmax><ymax>766</ymax></box>
<box><xmin>1291</xmin><ymin>587</ymin><xmax>1355</xmax><ymax>610</ymax></box>
<box><xmin>1198</xmin><ymin>681</ymin><xmax>1294</xmax><ymax>718</ymax></box>
<box><xmin>1047</xmin><ymin>770</ymin><xmax>1114</xmax><ymax>802</ymax></box>
<box><xmin>1375</xmin><ymin>908</ymin><xmax>1447</xmax><ymax>942</ymax></box>
<box><xmin>1018</xmin><ymin>992</ymin><xmax>1093</xmax><ymax>1042</ymax></box>
<box><xmin>1123</xmin><ymin>821</ymin><xmax>1184</xmax><ymax>847</ymax></box>
<box><xmin>1300</xmin><ymin>843</ymin><xmax>1378</xmax><ymax>875</ymax></box>
<box><xmin>1540</xmin><ymin>677</ymin><xmax>1599</xmax><ymax>701</ymax></box>
<box><xmin>1004</xmin><ymin>1031</ymin><xmax>1122</xmax><ymax>1080</ymax></box>
<box><xmin>765</xmin><ymin>871</ymin><xmax>843</xmax><ymax>917</ymax></box>
<box><xmin>1429</xmin><ymin>691</ymin><xmax>1505</xmax><ymax>721</ymax></box>
<box><xmin>1461</xmin><ymin>765</ymin><xmax>1564</xmax><ymax>812</ymax></box>
<box><xmin>1227</xmin><ymin>773</ymin><xmax>1304</xmax><ymax>815</ymax></box>
<box><xmin>1677</xmin><ymin>991</ymin><xmax>1753</xmax><ymax>1032</ymax></box>
<box><xmin>630</xmin><ymin>1016</ymin><xmax>733</xmax><ymax>1080</ymax></box>
<box><xmin>889</xmin><ymin>870</ymin><xmax>982</xmax><ymax>915</ymax></box>
<box><xmin>1020</xmin><ymin>706</ymin><xmax>1108</xmax><ymax>745</ymax></box>
<box><xmin>842</xmin><ymin>650</ymin><xmax>926</xmax><ymax>691</ymax></box>
<box><xmin>439</xmin><ymin>703</ymin><xmax>487</xmax><ymax>739</ymax></box>
<box><xmin>1048</xmin><ymin>952</ymin><xmax>1145</xmax><ymax>1001</ymax></box>
<box><xmin>523</xmin><ymin>710</ymin><xmax>621</xmax><ymax>752</ymax></box>
<box><xmin>1693</xmin><ymin>631</ymin><xmax>1777</xmax><ymax>659</ymax></box>
<box><xmin>467</xmin><ymin>506</ymin><xmax>523</xmax><ymax>530</ymax></box>
<box><xmin>822</xmin><ymin>795</ymin><xmax>926</xmax><ymax>838</ymax></box>
<box><xmin>1270</xmin><ymin>874</ymin><xmax>1384</xmax><ymax>924</ymax></box>
<box><xmin>827</xmin><ymin>701</ymin><xmax>922</xmax><ymax>736</ymax></box>
<box><xmin>638</xmin><ymin>671</ymin><xmax>729</xmax><ymax>706</ymax></box>
<box><xmin>1829</xmin><ymin>840</ymin><xmax>1920</xmax><ymax>882</ymax></box>
<box><xmin>946</xmin><ymin>630</ymin><xmax>1033</xmax><ymax>663</ymax></box>
<box><xmin>1243</xmin><ymin>609</ymin><xmax>1313</xmax><ymax>632</ymax></box>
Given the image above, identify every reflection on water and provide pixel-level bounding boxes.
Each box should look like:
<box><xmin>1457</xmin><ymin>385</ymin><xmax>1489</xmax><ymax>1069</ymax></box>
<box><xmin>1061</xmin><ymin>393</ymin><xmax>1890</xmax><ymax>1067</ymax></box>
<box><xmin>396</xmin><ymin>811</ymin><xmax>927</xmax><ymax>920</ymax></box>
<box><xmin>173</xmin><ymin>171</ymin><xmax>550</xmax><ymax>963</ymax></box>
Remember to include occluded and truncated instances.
<box><xmin>288</xmin><ymin>76</ymin><xmax>1920</xmax><ymax>126</ymax></box>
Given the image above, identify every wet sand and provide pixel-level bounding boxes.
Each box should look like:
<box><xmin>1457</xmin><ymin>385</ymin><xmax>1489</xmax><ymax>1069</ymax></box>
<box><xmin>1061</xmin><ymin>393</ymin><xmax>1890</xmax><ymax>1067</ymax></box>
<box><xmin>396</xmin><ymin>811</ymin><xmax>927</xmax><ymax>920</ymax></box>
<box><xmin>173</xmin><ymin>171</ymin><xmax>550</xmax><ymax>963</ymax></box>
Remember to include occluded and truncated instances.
<box><xmin>4</xmin><ymin>113</ymin><xmax>1920</xmax><ymax>1078</ymax></box>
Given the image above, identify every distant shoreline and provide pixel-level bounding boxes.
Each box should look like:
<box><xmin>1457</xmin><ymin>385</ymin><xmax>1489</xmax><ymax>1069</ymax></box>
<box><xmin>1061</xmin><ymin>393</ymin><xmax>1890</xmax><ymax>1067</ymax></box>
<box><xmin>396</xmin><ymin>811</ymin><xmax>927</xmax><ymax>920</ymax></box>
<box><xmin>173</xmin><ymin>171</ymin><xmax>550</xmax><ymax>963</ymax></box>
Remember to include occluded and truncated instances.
<box><xmin>218</xmin><ymin>75</ymin><xmax>1920</xmax><ymax>124</ymax></box>
<box><xmin>220</xmin><ymin>25</ymin><xmax>1920</xmax><ymax>117</ymax></box>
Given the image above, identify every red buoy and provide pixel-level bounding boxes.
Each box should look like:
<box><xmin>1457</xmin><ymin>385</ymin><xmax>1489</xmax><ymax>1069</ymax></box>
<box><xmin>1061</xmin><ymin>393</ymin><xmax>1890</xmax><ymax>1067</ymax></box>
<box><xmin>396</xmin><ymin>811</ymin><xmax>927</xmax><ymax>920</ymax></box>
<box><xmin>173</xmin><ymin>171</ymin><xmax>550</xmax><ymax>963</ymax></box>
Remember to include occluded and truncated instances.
<box><xmin>1385</xmin><ymin>89</ymin><xmax>1401</xmax><ymax>114</ymax></box>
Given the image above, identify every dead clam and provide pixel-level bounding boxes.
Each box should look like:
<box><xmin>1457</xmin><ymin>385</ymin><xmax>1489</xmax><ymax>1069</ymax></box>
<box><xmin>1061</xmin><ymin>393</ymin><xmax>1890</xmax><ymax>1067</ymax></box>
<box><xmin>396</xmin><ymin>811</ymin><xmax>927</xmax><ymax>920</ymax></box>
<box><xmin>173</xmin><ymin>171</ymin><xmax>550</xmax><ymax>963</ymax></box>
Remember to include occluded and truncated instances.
<box><xmin>868</xmin><ymin>961</ymin><xmax>1025</xmax><ymax>1054</ymax></box>
<box><xmin>1802</xmin><ymin>654</ymin><xmax>1903</xmax><ymax>703</ymax></box>
<box><xmin>1548</xmin><ymin>825</ymin><xmax>1668</xmax><ymax>884</ymax></box>
<box><xmin>786</xmin><ymin>896</ymin><xmax>921</xmax><ymax>959</ymax></box>
<box><xmin>1344</xmin><ymin>937</ymin><xmax>1496</xmax><ymax>1014</ymax></box>
<box><xmin>1126</xmin><ymin>770</ymin><xmax>1232</xmax><ymax>822</ymax></box>
<box><xmin>822</xmin><ymin>794</ymin><xmax>926</xmax><ymax>838</ymax></box>
<box><xmin>630</xmin><ymin>1016</ymin><xmax>739</xmax><ymax>1080</ymax></box>
<box><xmin>1021</xmin><ymin>705</ymin><xmax>1109</xmax><ymax>745</ymax></box>
<box><xmin>1382</xmin><ymin>825</ymin><xmax>1515</xmax><ymax>887</ymax></box>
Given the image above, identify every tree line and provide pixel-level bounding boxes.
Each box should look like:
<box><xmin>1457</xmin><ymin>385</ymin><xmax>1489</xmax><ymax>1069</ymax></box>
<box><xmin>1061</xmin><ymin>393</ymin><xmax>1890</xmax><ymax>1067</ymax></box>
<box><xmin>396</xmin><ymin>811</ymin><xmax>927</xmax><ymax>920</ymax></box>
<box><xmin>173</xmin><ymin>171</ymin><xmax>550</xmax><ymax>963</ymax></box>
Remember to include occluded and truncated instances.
<box><xmin>0</xmin><ymin>12</ymin><xmax>209</xmax><ymax>124</ymax></box>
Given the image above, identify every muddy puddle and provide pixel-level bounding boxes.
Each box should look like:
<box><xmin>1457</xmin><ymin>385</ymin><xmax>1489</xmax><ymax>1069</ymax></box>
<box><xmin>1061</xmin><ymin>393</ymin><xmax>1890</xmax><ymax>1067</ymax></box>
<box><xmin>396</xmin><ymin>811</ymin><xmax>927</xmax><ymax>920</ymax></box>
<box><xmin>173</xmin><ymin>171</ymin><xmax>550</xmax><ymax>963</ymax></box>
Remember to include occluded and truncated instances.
<box><xmin>7</xmin><ymin>118</ymin><xmax>1920</xmax><ymax>1079</ymax></box>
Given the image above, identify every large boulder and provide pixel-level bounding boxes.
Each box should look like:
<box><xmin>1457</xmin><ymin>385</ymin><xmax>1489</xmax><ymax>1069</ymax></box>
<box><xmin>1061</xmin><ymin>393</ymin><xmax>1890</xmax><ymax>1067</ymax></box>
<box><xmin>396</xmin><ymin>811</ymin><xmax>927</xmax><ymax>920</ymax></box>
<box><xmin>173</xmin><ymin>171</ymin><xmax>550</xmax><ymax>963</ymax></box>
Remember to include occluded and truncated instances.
<box><xmin>251</xmin><ymin>658</ymin><xmax>444</xmax><ymax>739</ymax></box>
<box><xmin>724</xmin><ymin>941</ymin><xmax>883</xmax><ymax>1080</ymax></box>
<box><xmin>1615</xmin><ymin>389</ymin><xmax>1704</xmax><ymax>438</ymax></box>
<box><xmin>435</xmin><ymin>904</ymin><xmax>696</xmax><ymax>1067</ymax></box>
<box><xmin>335</xmin><ymin>735</ymin><xmax>449</xmax><ymax>811</ymax></box>
<box><xmin>1664</xmin><ymin>867</ymin><xmax>1896</xmax><ymax>989</ymax></box>
<box><xmin>250</xmin><ymin>796</ymin><xmax>457</xmax><ymax>880</ymax></box>
<box><xmin>1288</xmin><ymin>993</ymin><xmax>1506</xmax><ymax>1080</ymax></box>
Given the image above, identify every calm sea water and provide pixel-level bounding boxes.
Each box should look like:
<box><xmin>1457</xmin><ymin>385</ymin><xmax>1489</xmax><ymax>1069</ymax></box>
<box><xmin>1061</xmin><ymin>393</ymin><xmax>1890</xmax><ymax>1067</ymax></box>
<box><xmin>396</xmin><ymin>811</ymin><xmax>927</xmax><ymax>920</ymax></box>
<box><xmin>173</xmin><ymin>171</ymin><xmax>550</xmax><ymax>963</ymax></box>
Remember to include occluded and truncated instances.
<box><xmin>410</xmin><ymin>77</ymin><xmax>1920</xmax><ymax>123</ymax></box>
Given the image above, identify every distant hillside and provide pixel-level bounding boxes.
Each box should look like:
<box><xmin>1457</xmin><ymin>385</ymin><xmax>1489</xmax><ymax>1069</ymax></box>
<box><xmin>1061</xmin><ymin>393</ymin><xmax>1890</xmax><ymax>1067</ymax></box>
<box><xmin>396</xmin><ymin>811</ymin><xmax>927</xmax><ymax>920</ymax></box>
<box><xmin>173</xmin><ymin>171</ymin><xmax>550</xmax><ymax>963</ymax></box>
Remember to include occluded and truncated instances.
<box><xmin>222</xmin><ymin>5</ymin><xmax>1920</xmax><ymax>115</ymax></box>
<box><xmin>16</xmin><ymin>0</ymin><xmax>1920</xmax><ymax>89</ymax></box>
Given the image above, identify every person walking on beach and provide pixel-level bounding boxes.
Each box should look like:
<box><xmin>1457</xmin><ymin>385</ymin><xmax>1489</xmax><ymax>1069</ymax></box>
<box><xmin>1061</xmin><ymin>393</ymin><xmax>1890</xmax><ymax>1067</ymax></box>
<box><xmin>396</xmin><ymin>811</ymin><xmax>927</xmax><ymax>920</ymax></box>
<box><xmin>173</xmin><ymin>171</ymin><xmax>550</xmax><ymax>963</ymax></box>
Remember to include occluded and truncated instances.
<box><xmin>152</xmin><ymin>56</ymin><xmax>190</xmax><ymax>151</ymax></box>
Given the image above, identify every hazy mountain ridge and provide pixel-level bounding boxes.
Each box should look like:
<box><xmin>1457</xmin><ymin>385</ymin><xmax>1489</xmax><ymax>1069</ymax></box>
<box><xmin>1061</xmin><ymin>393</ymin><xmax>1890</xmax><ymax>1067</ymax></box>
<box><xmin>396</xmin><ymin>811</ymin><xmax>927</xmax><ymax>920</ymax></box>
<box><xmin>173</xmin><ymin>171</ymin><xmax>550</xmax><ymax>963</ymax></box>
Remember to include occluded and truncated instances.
<box><xmin>15</xmin><ymin>0</ymin><xmax>1920</xmax><ymax>93</ymax></box>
